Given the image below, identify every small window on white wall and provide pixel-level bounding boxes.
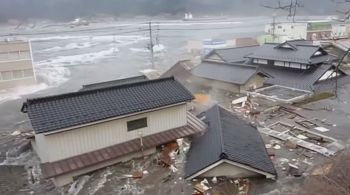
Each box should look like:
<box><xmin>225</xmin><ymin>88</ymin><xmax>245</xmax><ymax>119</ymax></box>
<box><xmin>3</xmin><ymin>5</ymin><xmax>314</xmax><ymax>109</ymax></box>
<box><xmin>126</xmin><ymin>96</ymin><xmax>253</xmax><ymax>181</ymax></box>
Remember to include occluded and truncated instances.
<box><xmin>274</xmin><ymin>61</ymin><xmax>285</xmax><ymax>67</ymax></box>
<box><xmin>258</xmin><ymin>59</ymin><xmax>268</xmax><ymax>64</ymax></box>
<box><xmin>127</xmin><ymin>117</ymin><xmax>147</xmax><ymax>131</ymax></box>
<box><xmin>1</xmin><ymin>71</ymin><xmax>12</xmax><ymax>80</ymax></box>
<box><xmin>290</xmin><ymin>63</ymin><xmax>301</xmax><ymax>69</ymax></box>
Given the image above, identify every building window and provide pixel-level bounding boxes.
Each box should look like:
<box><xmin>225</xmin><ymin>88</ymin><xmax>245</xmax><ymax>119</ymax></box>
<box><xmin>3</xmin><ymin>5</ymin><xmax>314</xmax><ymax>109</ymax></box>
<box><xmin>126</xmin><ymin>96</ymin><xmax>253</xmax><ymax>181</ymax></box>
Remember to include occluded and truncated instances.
<box><xmin>1</xmin><ymin>71</ymin><xmax>12</xmax><ymax>80</ymax></box>
<box><xmin>127</xmin><ymin>117</ymin><xmax>147</xmax><ymax>131</ymax></box>
<box><xmin>23</xmin><ymin>69</ymin><xmax>34</xmax><ymax>77</ymax></box>
<box><xmin>290</xmin><ymin>63</ymin><xmax>301</xmax><ymax>69</ymax></box>
<box><xmin>12</xmin><ymin>70</ymin><xmax>23</xmax><ymax>79</ymax></box>
<box><xmin>274</xmin><ymin>61</ymin><xmax>285</xmax><ymax>67</ymax></box>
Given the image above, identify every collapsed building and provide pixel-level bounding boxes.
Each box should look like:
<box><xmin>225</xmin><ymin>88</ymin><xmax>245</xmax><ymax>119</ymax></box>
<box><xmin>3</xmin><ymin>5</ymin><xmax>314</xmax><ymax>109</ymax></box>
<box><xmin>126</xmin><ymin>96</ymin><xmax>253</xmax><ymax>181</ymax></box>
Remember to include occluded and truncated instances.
<box><xmin>171</xmin><ymin>40</ymin><xmax>348</xmax><ymax>93</ymax></box>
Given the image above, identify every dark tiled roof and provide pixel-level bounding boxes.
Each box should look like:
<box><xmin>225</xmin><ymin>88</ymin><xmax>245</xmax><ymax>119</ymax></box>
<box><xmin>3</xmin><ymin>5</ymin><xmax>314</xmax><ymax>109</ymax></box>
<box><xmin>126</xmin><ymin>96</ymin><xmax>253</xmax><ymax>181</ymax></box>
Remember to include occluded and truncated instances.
<box><xmin>80</xmin><ymin>75</ymin><xmax>148</xmax><ymax>91</ymax></box>
<box><xmin>161</xmin><ymin>60</ymin><xmax>194</xmax><ymax>79</ymax></box>
<box><xmin>22</xmin><ymin>77</ymin><xmax>194</xmax><ymax>134</ymax></box>
<box><xmin>260</xmin><ymin>64</ymin><xmax>335</xmax><ymax>90</ymax></box>
<box><xmin>246</xmin><ymin>43</ymin><xmax>335</xmax><ymax>64</ymax></box>
<box><xmin>41</xmin><ymin>112</ymin><xmax>207</xmax><ymax>179</ymax></box>
<box><xmin>192</xmin><ymin>61</ymin><xmax>263</xmax><ymax>85</ymax></box>
<box><xmin>205</xmin><ymin>45</ymin><xmax>259</xmax><ymax>63</ymax></box>
<box><xmin>185</xmin><ymin>105</ymin><xmax>276</xmax><ymax>179</ymax></box>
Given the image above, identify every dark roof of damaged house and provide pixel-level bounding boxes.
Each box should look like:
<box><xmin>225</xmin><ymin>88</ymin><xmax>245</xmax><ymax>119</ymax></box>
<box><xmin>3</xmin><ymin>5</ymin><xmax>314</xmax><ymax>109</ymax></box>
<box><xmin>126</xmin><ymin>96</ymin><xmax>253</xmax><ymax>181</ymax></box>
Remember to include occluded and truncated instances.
<box><xmin>261</xmin><ymin>64</ymin><xmax>341</xmax><ymax>90</ymax></box>
<box><xmin>192</xmin><ymin>61</ymin><xmax>268</xmax><ymax>85</ymax></box>
<box><xmin>246</xmin><ymin>42</ymin><xmax>336</xmax><ymax>64</ymax></box>
<box><xmin>22</xmin><ymin>77</ymin><xmax>194</xmax><ymax>134</ymax></box>
<box><xmin>205</xmin><ymin>45</ymin><xmax>259</xmax><ymax>63</ymax></box>
<box><xmin>185</xmin><ymin>105</ymin><xmax>276</xmax><ymax>179</ymax></box>
<box><xmin>80</xmin><ymin>75</ymin><xmax>148</xmax><ymax>91</ymax></box>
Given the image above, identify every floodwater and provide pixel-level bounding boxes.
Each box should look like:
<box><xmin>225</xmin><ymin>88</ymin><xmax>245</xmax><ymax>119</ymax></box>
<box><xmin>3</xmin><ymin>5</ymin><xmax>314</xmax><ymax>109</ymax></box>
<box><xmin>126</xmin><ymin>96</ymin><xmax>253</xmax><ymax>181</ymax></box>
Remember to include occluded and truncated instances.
<box><xmin>0</xmin><ymin>16</ymin><xmax>272</xmax><ymax>131</ymax></box>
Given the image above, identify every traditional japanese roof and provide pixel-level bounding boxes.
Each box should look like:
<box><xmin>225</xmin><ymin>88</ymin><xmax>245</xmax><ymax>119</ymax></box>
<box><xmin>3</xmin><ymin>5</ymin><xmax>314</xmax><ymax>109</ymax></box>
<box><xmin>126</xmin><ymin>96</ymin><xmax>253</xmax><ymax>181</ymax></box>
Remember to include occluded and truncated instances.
<box><xmin>41</xmin><ymin>112</ymin><xmax>207</xmax><ymax>179</ymax></box>
<box><xmin>80</xmin><ymin>75</ymin><xmax>148</xmax><ymax>91</ymax></box>
<box><xmin>205</xmin><ymin>45</ymin><xmax>259</xmax><ymax>63</ymax></box>
<box><xmin>260</xmin><ymin>64</ymin><xmax>340</xmax><ymax>90</ymax></box>
<box><xmin>246</xmin><ymin>42</ymin><xmax>336</xmax><ymax>64</ymax></box>
<box><xmin>185</xmin><ymin>105</ymin><xmax>276</xmax><ymax>179</ymax></box>
<box><xmin>22</xmin><ymin>77</ymin><xmax>194</xmax><ymax>134</ymax></box>
<box><xmin>192</xmin><ymin>61</ymin><xmax>267</xmax><ymax>85</ymax></box>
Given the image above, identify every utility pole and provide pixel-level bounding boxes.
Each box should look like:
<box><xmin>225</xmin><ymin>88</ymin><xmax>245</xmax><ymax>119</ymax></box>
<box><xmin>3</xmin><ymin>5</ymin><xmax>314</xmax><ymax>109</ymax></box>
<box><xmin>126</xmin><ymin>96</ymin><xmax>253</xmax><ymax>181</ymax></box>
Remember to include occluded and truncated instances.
<box><xmin>335</xmin><ymin>48</ymin><xmax>350</xmax><ymax>98</ymax></box>
<box><xmin>149</xmin><ymin>21</ymin><xmax>154</xmax><ymax>68</ymax></box>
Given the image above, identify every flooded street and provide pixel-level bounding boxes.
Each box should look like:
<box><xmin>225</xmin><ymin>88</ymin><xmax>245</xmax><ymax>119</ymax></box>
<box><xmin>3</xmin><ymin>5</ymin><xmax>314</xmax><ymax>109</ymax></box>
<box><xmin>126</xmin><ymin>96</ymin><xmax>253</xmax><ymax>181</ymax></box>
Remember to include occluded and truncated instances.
<box><xmin>0</xmin><ymin>17</ymin><xmax>270</xmax><ymax>132</ymax></box>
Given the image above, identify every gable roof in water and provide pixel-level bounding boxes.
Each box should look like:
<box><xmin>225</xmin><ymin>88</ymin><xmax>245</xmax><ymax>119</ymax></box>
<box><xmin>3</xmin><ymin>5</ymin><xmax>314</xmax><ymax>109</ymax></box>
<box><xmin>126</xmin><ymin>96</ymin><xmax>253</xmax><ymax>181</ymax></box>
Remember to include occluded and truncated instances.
<box><xmin>246</xmin><ymin>42</ymin><xmax>336</xmax><ymax>64</ymax></box>
<box><xmin>185</xmin><ymin>105</ymin><xmax>276</xmax><ymax>179</ymax></box>
<box><xmin>205</xmin><ymin>45</ymin><xmax>259</xmax><ymax>63</ymax></box>
<box><xmin>192</xmin><ymin>61</ymin><xmax>268</xmax><ymax>85</ymax></box>
<box><xmin>21</xmin><ymin>77</ymin><xmax>194</xmax><ymax>134</ymax></box>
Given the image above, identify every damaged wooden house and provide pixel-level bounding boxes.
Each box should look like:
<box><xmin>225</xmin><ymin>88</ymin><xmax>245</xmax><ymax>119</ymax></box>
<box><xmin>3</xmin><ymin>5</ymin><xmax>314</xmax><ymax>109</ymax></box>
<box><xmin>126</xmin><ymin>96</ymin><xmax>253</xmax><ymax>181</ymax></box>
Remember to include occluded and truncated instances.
<box><xmin>185</xmin><ymin>105</ymin><xmax>277</xmax><ymax>180</ymax></box>
<box><xmin>21</xmin><ymin>77</ymin><xmax>206</xmax><ymax>186</ymax></box>
<box><xmin>193</xmin><ymin>40</ymin><xmax>348</xmax><ymax>92</ymax></box>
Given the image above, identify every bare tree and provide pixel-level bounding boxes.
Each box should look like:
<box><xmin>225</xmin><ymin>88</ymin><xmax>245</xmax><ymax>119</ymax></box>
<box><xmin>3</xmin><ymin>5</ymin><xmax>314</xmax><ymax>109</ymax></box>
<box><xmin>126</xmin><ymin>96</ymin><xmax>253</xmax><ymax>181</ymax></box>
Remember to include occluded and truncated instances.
<box><xmin>332</xmin><ymin>0</ymin><xmax>350</xmax><ymax>21</ymax></box>
<box><xmin>262</xmin><ymin>0</ymin><xmax>303</xmax><ymax>22</ymax></box>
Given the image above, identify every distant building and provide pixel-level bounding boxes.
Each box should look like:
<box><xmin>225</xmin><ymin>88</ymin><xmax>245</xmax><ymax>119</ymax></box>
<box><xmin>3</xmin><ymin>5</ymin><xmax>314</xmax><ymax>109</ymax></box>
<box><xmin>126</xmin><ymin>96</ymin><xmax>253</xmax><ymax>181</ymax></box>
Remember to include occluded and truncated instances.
<box><xmin>187</xmin><ymin>37</ymin><xmax>258</xmax><ymax>56</ymax></box>
<box><xmin>0</xmin><ymin>40</ymin><xmax>36</xmax><ymax>89</ymax></box>
<box><xmin>21</xmin><ymin>77</ymin><xmax>206</xmax><ymax>186</ymax></box>
<box><xmin>265</xmin><ymin>21</ymin><xmax>350</xmax><ymax>41</ymax></box>
<box><xmin>185</xmin><ymin>105</ymin><xmax>276</xmax><ymax>180</ymax></box>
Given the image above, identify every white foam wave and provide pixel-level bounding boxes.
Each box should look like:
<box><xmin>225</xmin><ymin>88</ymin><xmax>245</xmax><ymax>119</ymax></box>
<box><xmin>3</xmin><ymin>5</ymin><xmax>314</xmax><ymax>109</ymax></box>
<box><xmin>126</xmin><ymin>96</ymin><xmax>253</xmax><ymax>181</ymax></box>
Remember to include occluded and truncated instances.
<box><xmin>152</xmin><ymin>44</ymin><xmax>166</xmax><ymax>53</ymax></box>
<box><xmin>40</xmin><ymin>42</ymin><xmax>96</xmax><ymax>52</ymax></box>
<box><xmin>42</xmin><ymin>48</ymin><xmax>118</xmax><ymax>66</ymax></box>
<box><xmin>130</xmin><ymin>47</ymin><xmax>149</xmax><ymax>53</ymax></box>
<box><xmin>0</xmin><ymin>83</ymin><xmax>48</xmax><ymax>105</ymax></box>
<box><xmin>30</xmin><ymin>35</ymin><xmax>88</xmax><ymax>41</ymax></box>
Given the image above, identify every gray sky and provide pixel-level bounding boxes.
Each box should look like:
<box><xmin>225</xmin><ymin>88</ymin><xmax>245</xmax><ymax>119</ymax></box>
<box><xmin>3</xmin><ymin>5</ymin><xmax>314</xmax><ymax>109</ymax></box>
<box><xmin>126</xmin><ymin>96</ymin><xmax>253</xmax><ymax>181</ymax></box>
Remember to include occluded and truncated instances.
<box><xmin>0</xmin><ymin>0</ymin><xmax>341</xmax><ymax>22</ymax></box>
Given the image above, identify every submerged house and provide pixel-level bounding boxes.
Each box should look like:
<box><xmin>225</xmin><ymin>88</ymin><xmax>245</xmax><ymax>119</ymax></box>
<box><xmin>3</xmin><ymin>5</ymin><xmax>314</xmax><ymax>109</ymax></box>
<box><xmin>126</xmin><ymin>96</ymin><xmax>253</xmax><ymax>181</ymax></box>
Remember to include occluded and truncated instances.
<box><xmin>21</xmin><ymin>77</ymin><xmax>206</xmax><ymax>186</ymax></box>
<box><xmin>192</xmin><ymin>61</ymin><xmax>269</xmax><ymax>93</ymax></box>
<box><xmin>0</xmin><ymin>40</ymin><xmax>36</xmax><ymax>89</ymax></box>
<box><xmin>185</xmin><ymin>105</ymin><xmax>276</xmax><ymax>180</ymax></box>
<box><xmin>200</xmin><ymin>40</ymin><xmax>346</xmax><ymax>91</ymax></box>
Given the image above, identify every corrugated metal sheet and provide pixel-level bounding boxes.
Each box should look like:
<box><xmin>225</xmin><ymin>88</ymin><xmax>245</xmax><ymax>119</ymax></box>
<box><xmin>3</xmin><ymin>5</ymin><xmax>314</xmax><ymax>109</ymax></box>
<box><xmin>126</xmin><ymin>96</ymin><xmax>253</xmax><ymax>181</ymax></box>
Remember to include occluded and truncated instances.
<box><xmin>40</xmin><ymin>112</ymin><xmax>206</xmax><ymax>179</ymax></box>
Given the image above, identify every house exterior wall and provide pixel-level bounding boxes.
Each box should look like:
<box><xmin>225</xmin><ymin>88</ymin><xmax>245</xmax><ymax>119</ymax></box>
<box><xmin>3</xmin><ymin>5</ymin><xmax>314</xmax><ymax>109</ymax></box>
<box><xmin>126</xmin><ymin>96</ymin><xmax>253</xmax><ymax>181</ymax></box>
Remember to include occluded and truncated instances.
<box><xmin>242</xmin><ymin>75</ymin><xmax>265</xmax><ymax>91</ymax></box>
<box><xmin>35</xmin><ymin>104</ymin><xmax>187</xmax><ymax>163</ymax></box>
<box><xmin>199</xmin><ymin>162</ymin><xmax>259</xmax><ymax>178</ymax></box>
<box><xmin>52</xmin><ymin>147</ymin><xmax>156</xmax><ymax>187</ymax></box>
<box><xmin>193</xmin><ymin>76</ymin><xmax>240</xmax><ymax>92</ymax></box>
<box><xmin>193</xmin><ymin>75</ymin><xmax>265</xmax><ymax>93</ymax></box>
<box><xmin>0</xmin><ymin>77</ymin><xmax>36</xmax><ymax>89</ymax></box>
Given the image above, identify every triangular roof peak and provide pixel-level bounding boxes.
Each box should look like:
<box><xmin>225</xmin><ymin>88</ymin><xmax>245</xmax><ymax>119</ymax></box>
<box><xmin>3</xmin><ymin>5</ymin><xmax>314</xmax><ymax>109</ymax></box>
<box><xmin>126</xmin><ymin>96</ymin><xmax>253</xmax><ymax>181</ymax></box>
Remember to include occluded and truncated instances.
<box><xmin>274</xmin><ymin>41</ymin><xmax>298</xmax><ymax>50</ymax></box>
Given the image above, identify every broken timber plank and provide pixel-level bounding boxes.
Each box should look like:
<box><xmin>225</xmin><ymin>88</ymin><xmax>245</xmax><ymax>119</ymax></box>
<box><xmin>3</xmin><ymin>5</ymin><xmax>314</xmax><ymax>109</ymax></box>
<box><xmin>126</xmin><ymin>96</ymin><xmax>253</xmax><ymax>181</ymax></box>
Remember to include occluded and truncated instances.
<box><xmin>258</xmin><ymin>127</ymin><xmax>336</xmax><ymax>157</ymax></box>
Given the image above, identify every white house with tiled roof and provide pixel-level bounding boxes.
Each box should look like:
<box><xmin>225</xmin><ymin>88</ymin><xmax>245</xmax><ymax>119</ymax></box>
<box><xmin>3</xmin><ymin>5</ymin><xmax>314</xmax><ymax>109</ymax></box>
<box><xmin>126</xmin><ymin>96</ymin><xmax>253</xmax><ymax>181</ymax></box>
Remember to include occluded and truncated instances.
<box><xmin>22</xmin><ymin>77</ymin><xmax>206</xmax><ymax>186</ymax></box>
